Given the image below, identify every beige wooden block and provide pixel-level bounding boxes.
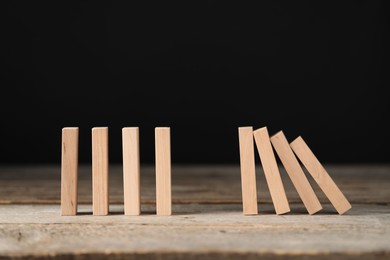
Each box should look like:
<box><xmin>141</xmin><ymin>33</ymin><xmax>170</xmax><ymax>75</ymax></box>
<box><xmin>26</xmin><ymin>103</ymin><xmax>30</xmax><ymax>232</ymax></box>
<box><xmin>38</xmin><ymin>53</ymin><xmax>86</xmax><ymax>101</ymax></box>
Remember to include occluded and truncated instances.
<box><xmin>238</xmin><ymin>127</ymin><xmax>258</xmax><ymax>215</ymax></box>
<box><xmin>155</xmin><ymin>127</ymin><xmax>171</xmax><ymax>216</ymax></box>
<box><xmin>61</xmin><ymin>127</ymin><xmax>79</xmax><ymax>216</ymax></box>
<box><xmin>270</xmin><ymin>131</ymin><xmax>322</xmax><ymax>215</ymax></box>
<box><xmin>122</xmin><ymin>127</ymin><xmax>141</xmax><ymax>216</ymax></box>
<box><xmin>92</xmin><ymin>127</ymin><xmax>109</xmax><ymax>216</ymax></box>
<box><xmin>253</xmin><ymin>127</ymin><xmax>289</xmax><ymax>215</ymax></box>
<box><xmin>290</xmin><ymin>136</ymin><xmax>352</xmax><ymax>214</ymax></box>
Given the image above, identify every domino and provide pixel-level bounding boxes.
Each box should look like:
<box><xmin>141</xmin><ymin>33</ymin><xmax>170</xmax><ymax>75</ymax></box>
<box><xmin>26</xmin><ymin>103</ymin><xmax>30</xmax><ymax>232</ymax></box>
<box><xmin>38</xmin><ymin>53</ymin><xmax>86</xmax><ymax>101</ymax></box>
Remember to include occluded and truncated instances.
<box><xmin>270</xmin><ymin>131</ymin><xmax>322</xmax><ymax>215</ymax></box>
<box><xmin>122</xmin><ymin>127</ymin><xmax>141</xmax><ymax>216</ymax></box>
<box><xmin>58</xmin><ymin>125</ymin><xmax>348</xmax><ymax>217</ymax></box>
<box><xmin>92</xmin><ymin>127</ymin><xmax>109</xmax><ymax>216</ymax></box>
<box><xmin>253</xmin><ymin>127</ymin><xmax>290</xmax><ymax>215</ymax></box>
<box><xmin>155</xmin><ymin>127</ymin><xmax>172</xmax><ymax>216</ymax></box>
<box><xmin>238</xmin><ymin>127</ymin><xmax>258</xmax><ymax>215</ymax></box>
<box><xmin>290</xmin><ymin>136</ymin><xmax>352</xmax><ymax>214</ymax></box>
<box><xmin>61</xmin><ymin>127</ymin><xmax>79</xmax><ymax>216</ymax></box>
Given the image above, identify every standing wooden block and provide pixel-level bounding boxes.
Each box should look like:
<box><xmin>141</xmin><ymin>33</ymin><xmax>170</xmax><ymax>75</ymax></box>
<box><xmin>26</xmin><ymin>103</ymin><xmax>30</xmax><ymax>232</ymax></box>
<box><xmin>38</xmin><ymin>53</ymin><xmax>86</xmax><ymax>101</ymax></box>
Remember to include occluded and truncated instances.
<box><xmin>253</xmin><ymin>127</ymin><xmax>289</xmax><ymax>215</ymax></box>
<box><xmin>122</xmin><ymin>127</ymin><xmax>141</xmax><ymax>216</ymax></box>
<box><xmin>61</xmin><ymin>127</ymin><xmax>79</xmax><ymax>216</ymax></box>
<box><xmin>270</xmin><ymin>131</ymin><xmax>322</xmax><ymax>215</ymax></box>
<box><xmin>238</xmin><ymin>127</ymin><xmax>258</xmax><ymax>215</ymax></box>
<box><xmin>92</xmin><ymin>127</ymin><xmax>109</xmax><ymax>216</ymax></box>
<box><xmin>155</xmin><ymin>127</ymin><xmax>171</xmax><ymax>216</ymax></box>
<box><xmin>290</xmin><ymin>136</ymin><xmax>352</xmax><ymax>214</ymax></box>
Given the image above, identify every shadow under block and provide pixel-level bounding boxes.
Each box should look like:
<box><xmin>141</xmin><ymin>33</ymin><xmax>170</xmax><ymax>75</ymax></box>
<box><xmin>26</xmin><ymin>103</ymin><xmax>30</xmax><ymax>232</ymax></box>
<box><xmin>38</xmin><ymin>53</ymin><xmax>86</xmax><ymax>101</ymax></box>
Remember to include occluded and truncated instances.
<box><xmin>155</xmin><ymin>127</ymin><xmax>172</xmax><ymax>216</ymax></box>
<box><xmin>238</xmin><ymin>127</ymin><xmax>258</xmax><ymax>215</ymax></box>
<box><xmin>122</xmin><ymin>127</ymin><xmax>141</xmax><ymax>216</ymax></box>
<box><xmin>61</xmin><ymin>127</ymin><xmax>79</xmax><ymax>216</ymax></box>
<box><xmin>253</xmin><ymin>127</ymin><xmax>289</xmax><ymax>215</ymax></box>
<box><xmin>270</xmin><ymin>131</ymin><xmax>322</xmax><ymax>215</ymax></box>
<box><xmin>92</xmin><ymin>127</ymin><xmax>109</xmax><ymax>216</ymax></box>
<box><xmin>290</xmin><ymin>136</ymin><xmax>352</xmax><ymax>215</ymax></box>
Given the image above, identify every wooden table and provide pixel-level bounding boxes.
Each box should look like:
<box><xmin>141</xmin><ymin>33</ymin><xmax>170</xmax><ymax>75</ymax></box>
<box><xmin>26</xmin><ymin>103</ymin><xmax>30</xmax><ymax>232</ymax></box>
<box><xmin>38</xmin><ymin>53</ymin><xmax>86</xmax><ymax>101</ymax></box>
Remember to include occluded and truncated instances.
<box><xmin>0</xmin><ymin>165</ymin><xmax>389</xmax><ymax>259</ymax></box>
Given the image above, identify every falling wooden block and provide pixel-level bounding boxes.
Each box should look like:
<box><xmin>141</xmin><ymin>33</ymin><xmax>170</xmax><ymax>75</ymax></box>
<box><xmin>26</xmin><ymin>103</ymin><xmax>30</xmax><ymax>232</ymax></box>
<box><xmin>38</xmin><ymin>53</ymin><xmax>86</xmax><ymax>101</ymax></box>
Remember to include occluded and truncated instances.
<box><xmin>92</xmin><ymin>127</ymin><xmax>109</xmax><ymax>216</ymax></box>
<box><xmin>238</xmin><ymin>127</ymin><xmax>258</xmax><ymax>215</ymax></box>
<box><xmin>122</xmin><ymin>127</ymin><xmax>141</xmax><ymax>216</ymax></box>
<box><xmin>61</xmin><ymin>127</ymin><xmax>79</xmax><ymax>216</ymax></box>
<box><xmin>270</xmin><ymin>131</ymin><xmax>322</xmax><ymax>215</ymax></box>
<box><xmin>290</xmin><ymin>136</ymin><xmax>352</xmax><ymax>214</ymax></box>
<box><xmin>253</xmin><ymin>127</ymin><xmax>289</xmax><ymax>215</ymax></box>
<box><xmin>155</xmin><ymin>127</ymin><xmax>171</xmax><ymax>216</ymax></box>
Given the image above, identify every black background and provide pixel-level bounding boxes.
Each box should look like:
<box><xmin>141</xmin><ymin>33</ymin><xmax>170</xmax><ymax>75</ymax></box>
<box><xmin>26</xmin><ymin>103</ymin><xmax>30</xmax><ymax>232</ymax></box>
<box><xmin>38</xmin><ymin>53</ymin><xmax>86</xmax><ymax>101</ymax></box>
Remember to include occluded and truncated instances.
<box><xmin>1</xmin><ymin>1</ymin><xmax>388</xmax><ymax>165</ymax></box>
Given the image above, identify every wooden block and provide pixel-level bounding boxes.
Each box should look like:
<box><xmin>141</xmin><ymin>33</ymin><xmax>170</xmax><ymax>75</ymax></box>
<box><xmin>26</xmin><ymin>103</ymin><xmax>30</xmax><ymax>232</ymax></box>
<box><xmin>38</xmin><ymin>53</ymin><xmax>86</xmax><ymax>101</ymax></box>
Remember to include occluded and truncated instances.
<box><xmin>253</xmin><ymin>127</ymin><xmax>290</xmax><ymax>215</ymax></box>
<box><xmin>238</xmin><ymin>127</ymin><xmax>258</xmax><ymax>215</ymax></box>
<box><xmin>270</xmin><ymin>131</ymin><xmax>322</xmax><ymax>215</ymax></box>
<box><xmin>122</xmin><ymin>127</ymin><xmax>141</xmax><ymax>216</ymax></box>
<box><xmin>290</xmin><ymin>136</ymin><xmax>352</xmax><ymax>214</ymax></box>
<box><xmin>92</xmin><ymin>127</ymin><xmax>109</xmax><ymax>216</ymax></box>
<box><xmin>155</xmin><ymin>127</ymin><xmax>171</xmax><ymax>216</ymax></box>
<box><xmin>61</xmin><ymin>127</ymin><xmax>79</xmax><ymax>216</ymax></box>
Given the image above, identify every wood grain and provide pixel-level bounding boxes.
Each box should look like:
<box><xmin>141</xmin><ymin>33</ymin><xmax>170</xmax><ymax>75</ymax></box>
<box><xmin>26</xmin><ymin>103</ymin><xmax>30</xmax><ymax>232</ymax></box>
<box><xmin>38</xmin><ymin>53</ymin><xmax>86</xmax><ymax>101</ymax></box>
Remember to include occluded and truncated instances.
<box><xmin>290</xmin><ymin>136</ymin><xmax>352</xmax><ymax>214</ymax></box>
<box><xmin>155</xmin><ymin>127</ymin><xmax>171</xmax><ymax>216</ymax></box>
<box><xmin>1</xmin><ymin>165</ymin><xmax>388</xmax><ymax>205</ymax></box>
<box><xmin>1</xmin><ymin>203</ymin><xmax>390</xmax><ymax>260</ymax></box>
<box><xmin>61</xmin><ymin>127</ymin><xmax>79</xmax><ymax>216</ymax></box>
<box><xmin>122</xmin><ymin>127</ymin><xmax>141</xmax><ymax>215</ymax></box>
<box><xmin>270</xmin><ymin>131</ymin><xmax>322</xmax><ymax>215</ymax></box>
<box><xmin>92</xmin><ymin>127</ymin><xmax>109</xmax><ymax>216</ymax></box>
<box><xmin>253</xmin><ymin>127</ymin><xmax>289</xmax><ymax>215</ymax></box>
<box><xmin>238</xmin><ymin>127</ymin><xmax>258</xmax><ymax>215</ymax></box>
<box><xmin>0</xmin><ymin>165</ymin><xmax>390</xmax><ymax>259</ymax></box>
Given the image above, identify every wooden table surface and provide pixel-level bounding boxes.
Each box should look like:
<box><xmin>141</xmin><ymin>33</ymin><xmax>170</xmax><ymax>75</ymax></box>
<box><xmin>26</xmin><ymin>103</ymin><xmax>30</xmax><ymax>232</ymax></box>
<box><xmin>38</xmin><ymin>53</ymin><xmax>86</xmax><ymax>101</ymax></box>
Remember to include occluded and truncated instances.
<box><xmin>0</xmin><ymin>165</ymin><xmax>389</xmax><ymax>259</ymax></box>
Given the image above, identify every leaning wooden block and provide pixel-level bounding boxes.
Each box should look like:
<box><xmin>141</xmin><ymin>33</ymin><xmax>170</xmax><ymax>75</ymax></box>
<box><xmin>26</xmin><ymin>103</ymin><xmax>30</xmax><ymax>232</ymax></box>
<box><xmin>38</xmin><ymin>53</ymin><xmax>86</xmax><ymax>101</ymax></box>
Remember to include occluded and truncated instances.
<box><xmin>253</xmin><ymin>127</ymin><xmax>289</xmax><ymax>215</ymax></box>
<box><xmin>238</xmin><ymin>127</ymin><xmax>258</xmax><ymax>215</ymax></box>
<box><xmin>92</xmin><ymin>127</ymin><xmax>109</xmax><ymax>216</ymax></box>
<box><xmin>122</xmin><ymin>127</ymin><xmax>141</xmax><ymax>216</ymax></box>
<box><xmin>61</xmin><ymin>127</ymin><xmax>79</xmax><ymax>216</ymax></box>
<box><xmin>290</xmin><ymin>136</ymin><xmax>352</xmax><ymax>214</ymax></box>
<box><xmin>270</xmin><ymin>131</ymin><xmax>322</xmax><ymax>215</ymax></box>
<box><xmin>155</xmin><ymin>127</ymin><xmax>172</xmax><ymax>216</ymax></box>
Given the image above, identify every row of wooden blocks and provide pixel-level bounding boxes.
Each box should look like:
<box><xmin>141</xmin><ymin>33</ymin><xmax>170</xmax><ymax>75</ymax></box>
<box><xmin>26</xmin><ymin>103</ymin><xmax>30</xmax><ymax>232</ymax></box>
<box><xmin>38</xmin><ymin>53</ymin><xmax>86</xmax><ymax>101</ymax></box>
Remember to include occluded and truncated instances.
<box><xmin>61</xmin><ymin>126</ymin><xmax>351</xmax><ymax>217</ymax></box>
<box><xmin>61</xmin><ymin>127</ymin><xmax>171</xmax><ymax>216</ymax></box>
<box><xmin>238</xmin><ymin>127</ymin><xmax>352</xmax><ymax>215</ymax></box>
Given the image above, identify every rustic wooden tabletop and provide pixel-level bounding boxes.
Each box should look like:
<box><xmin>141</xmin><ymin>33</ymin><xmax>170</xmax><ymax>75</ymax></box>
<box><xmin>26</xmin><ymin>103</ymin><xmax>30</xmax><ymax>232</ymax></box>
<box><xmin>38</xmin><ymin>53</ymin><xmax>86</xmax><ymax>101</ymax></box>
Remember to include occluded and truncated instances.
<box><xmin>0</xmin><ymin>165</ymin><xmax>389</xmax><ymax>259</ymax></box>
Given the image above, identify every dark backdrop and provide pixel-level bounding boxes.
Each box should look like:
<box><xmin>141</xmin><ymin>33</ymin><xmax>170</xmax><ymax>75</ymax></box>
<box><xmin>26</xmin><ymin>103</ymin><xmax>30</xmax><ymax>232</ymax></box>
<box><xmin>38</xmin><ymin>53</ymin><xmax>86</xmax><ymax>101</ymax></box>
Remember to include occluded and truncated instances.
<box><xmin>1</xmin><ymin>1</ymin><xmax>388</xmax><ymax>165</ymax></box>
